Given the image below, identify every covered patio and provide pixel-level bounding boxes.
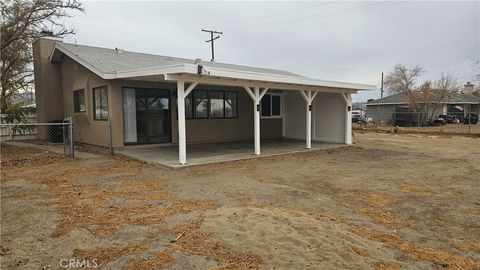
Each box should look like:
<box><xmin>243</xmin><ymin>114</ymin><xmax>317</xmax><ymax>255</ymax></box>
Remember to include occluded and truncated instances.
<box><xmin>117</xmin><ymin>138</ymin><xmax>344</xmax><ymax>168</ymax></box>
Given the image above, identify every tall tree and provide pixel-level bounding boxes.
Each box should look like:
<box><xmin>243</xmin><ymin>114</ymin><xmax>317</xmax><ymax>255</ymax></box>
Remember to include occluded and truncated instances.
<box><xmin>384</xmin><ymin>64</ymin><xmax>424</xmax><ymax>112</ymax></box>
<box><xmin>414</xmin><ymin>73</ymin><xmax>457</xmax><ymax>124</ymax></box>
<box><xmin>0</xmin><ymin>0</ymin><xmax>83</xmax><ymax>123</ymax></box>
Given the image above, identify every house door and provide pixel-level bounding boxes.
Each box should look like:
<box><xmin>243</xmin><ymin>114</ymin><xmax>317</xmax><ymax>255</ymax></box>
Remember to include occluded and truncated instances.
<box><xmin>123</xmin><ymin>88</ymin><xmax>171</xmax><ymax>144</ymax></box>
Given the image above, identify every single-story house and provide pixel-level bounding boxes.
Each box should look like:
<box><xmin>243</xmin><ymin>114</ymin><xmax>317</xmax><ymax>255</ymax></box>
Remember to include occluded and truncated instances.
<box><xmin>33</xmin><ymin>37</ymin><xmax>374</xmax><ymax>165</ymax></box>
<box><xmin>365</xmin><ymin>91</ymin><xmax>480</xmax><ymax>126</ymax></box>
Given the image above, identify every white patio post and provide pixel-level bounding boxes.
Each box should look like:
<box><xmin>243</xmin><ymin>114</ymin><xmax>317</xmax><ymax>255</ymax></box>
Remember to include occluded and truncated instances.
<box><xmin>177</xmin><ymin>80</ymin><xmax>187</xmax><ymax>164</ymax></box>
<box><xmin>244</xmin><ymin>86</ymin><xmax>269</xmax><ymax>155</ymax></box>
<box><xmin>300</xmin><ymin>90</ymin><xmax>318</xmax><ymax>149</ymax></box>
<box><xmin>176</xmin><ymin>81</ymin><xmax>198</xmax><ymax>165</ymax></box>
<box><xmin>253</xmin><ymin>87</ymin><xmax>260</xmax><ymax>155</ymax></box>
<box><xmin>342</xmin><ymin>93</ymin><xmax>353</xmax><ymax>145</ymax></box>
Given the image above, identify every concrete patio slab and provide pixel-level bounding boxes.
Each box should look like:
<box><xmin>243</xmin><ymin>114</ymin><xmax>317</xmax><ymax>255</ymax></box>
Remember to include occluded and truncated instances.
<box><xmin>116</xmin><ymin>139</ymin><xmax>345</xmax><ymax>168</ymax></box>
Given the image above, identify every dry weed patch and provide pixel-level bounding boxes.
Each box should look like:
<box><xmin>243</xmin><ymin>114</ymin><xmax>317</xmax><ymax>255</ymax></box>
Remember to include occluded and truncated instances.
<box><xmin>166</xmin><ymin>218</ymin><xmax>261</xmax><ymax>269</ymax></box>
<box><xmin>374</xmin><ymin>261</ymin><xmax>399</xmax><ymax>270</ymax></box>
<box><xmin>399</xmin><ymin>183</ymin><xmax>432</xmax><ymax>197</ymax></box>
<box><xmin>453</xmin><ymin>242</ymin><xmax>480</xmax><ymax>252</ymax></box>
<box><xmin>351</xmin><ymin>245</ymin><xmax>370</xmax><ymax>257</ymax></box>
<box><xmin>73</xmin><ymin>242</ymin><xmax>149</xmax><ymax>268</ymax></box>
<box><xmin>342</xmin><ymin>192</ymin><xmax>415</xmax><ymax>228</ymax></box>
<box><xmin>355</xmin><ymin>228</ymin><xmax>480</xmax><ymax>270</ymax></box>
<box><xmin>124</xmin><ymin>248</ymin><xmax>175</xmax><ymax>270</ymax></box>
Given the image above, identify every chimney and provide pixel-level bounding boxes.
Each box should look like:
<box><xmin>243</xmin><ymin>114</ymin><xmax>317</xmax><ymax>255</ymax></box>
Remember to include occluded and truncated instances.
<box><xmin>463</xmin><ymin>82</ymin><xmax>474</xmax><ymax>94</ymax></box>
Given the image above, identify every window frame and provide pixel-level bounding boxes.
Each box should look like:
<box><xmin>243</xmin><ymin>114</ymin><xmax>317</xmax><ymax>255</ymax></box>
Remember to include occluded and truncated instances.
<box><xmin>73</xmin><ymin>88</ymin><xmax>86</xmax><ymax>113</ymax></box>
<box><xmin>192</xmin><ymin>89</ymin><xmax>209</xmax><ymax>119</ymax></box>
<box><xmin>209</xmin><ymin>90</ymin><xmax>225</xmax><ymax>119</ymax></box>
<box><xmin>224</xmin><ymin>91</ymin><xmax>238</xmax><ymax>119</ymax></box>
<box><xmin>93</xmin><ymin>86</ymin><xmax>108</xmax><ymax>121</ymax></box>
<box><xmin>184</xmin><ymin>89</ymin><xmax>239</xmax><ymax>120</ymax></box>
<box><xmin>260</xmin><ymin>93</ymin><xmax>283</xmax><ymax>119</ymax></box>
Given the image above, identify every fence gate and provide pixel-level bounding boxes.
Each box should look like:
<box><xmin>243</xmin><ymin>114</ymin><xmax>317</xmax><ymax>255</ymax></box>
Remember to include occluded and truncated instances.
<box><xmin>0</xmin><ymin>118</ymin><xmax>74</xmax><ymax>158</ymax></box>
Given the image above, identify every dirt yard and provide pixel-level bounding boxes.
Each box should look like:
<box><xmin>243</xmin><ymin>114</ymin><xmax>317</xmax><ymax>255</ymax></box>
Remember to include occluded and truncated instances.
<box><xmin>1</xmin><ymin>132</ymin><xmax>479</xmax><ymax>270</ymax></box>
<box><xmin>354</xmin><ymin>123</ymin><xmax>480</xmax><ymax>136</ymax></box>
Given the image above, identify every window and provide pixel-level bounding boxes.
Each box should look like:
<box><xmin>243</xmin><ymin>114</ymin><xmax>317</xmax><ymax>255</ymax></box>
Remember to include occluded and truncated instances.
<box><xmin>261</xmin><ymin>94</ymin><xmax>282</xmax><ymax>117</ymax></box>
<box><xmin>225</xmin><ymin>91</ymin><xmax>238</xmax><ymax>118</ymax></box>
<box><xmin>194</xmin><ymin>90</ymin><xmax>209</xmax><ymax>119</ymax></box>
<box><xmin>185</xmin><ymin>93</ymin><xmax>193</xmax><ymax>119</ymax></box>
<box><xmin>210</xmin><ymin>91</ymin><xmax>224</xmax><ymax>118</ymax></box>
<box><xmin>93</xmin><ymin>86</ymin><xmax>108</xmax><ymax>120</ymax></box>
<box><xmin>184</xmin><ymin>90</ymin><xmax>238</xmax><ymax>119</ymax></box>
<box><xmin>73</xmin><ymin>89</ymin><xmax>85</xmax><ymax>112</ymax></box>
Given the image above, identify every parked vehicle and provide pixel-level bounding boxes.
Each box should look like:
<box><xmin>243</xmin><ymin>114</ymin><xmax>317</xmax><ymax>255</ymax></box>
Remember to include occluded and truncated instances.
<box><xmin>432</xmin><ymin>116</ymin><xmax>447</xmax><ymax>126</ymax></box>
<box><xmin>351</xmin><ymin>110</ymin><xmax>364</xmax><ymax>123</ymax></box>
<box><xmin>463</xmin><ymin>113</ymin><xmax>479</xmax><ymax>125</ymax></box>
<box><xmin>438</xmin><ymin>114</ymin><xmax>457</xmax><ymax>124</ymax></box>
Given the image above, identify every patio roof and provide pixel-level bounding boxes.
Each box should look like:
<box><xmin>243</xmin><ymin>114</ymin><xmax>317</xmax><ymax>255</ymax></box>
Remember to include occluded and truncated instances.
<box><xmin>50</xmin><ymin>42</ymin><xmax>375</xmax><ymax>92</ymax></box>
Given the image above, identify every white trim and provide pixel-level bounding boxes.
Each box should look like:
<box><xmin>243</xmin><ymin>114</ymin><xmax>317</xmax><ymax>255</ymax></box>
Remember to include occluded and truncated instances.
<box><xmin>184</xmin><ymin>82</ymin><xmax>198</xmax><ymax>96</ymax></box>
<box><xmin>260</xmin><ymin>92</ymin><xmax>283</xmax><ymax>119</ymax></box>
<box><xmin>177</xmin><ymin>81</ymin><xmax>187</xmax><ymax>165</ymax></box>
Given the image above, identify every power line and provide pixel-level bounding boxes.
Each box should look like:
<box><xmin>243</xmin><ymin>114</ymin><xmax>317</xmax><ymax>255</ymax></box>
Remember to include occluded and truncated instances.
<box><xmin>216</xmin><ymin>2</ymin><xmax>336</xmax><ymax>30</ymax></box>
<box><xmin>202</xmin><ymin>29</ymin><xmax>223</xmax><ymax>61</ymax></box>
<box><xmin>225</xmin><ymin>1</ymin><xmax>405</xmax><ymax>32</ymax></box>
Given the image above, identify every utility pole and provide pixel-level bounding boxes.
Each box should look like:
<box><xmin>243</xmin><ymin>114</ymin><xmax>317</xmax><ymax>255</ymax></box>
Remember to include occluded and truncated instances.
<box><xmin>380</xmin><ymin>72</ymin><xmax>384</xmax><ymax>98</ymax></box>
<box><xmin>202</xmin><ymin>29</ymin><xmax>223</xmax><ymax>62</ymax></box>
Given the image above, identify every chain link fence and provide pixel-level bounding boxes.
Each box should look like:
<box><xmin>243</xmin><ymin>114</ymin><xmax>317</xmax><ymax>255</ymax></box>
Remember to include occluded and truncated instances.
<box><xmin>0</xmin><ymin>117</ymin><xmax>74</xmax><ymax>158</ymax></box>
<box><xmin>356</xmin><ymin>110</ymin><xmax>480</xmax><ymax>134</ymax></box>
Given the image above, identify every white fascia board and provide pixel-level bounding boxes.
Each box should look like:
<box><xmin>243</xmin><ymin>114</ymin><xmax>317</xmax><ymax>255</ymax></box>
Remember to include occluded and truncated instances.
<box><xmin>197</xmin><ymin>64</ymin><xmax>375</xmax><ymax>91</ymax></box>
<box><xmin>104</xmin><ymin>64</ymin><xmax>194</xmax><ymax>79</ymax></box>
<box><xmin>164</xmin><ymin>73</ymin><xmax>359</xmax><ymax>94</ymax></box>
<box><xmin>49</xmin><ymin>44</ymin><xmax>106</xmax><ymax>79</ymax></box>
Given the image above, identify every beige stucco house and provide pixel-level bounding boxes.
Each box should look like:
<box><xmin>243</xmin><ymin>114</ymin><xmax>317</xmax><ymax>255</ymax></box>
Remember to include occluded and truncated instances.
<box><xmin>33</xmin><ymin>37</ymin><xmax>374</xmax><ymax>165</ymax></box>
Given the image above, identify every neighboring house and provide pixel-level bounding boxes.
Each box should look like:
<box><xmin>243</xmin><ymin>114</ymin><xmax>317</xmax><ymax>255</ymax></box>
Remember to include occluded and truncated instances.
<box><xmin>33</xmin><ymin>37</ymin><xmax>374</xmax><ymax>165</ymax></box>
<box><xmin>366</xmin><ymin>91</ymin><xmax>480</xmax><ymax>126</ymax></box>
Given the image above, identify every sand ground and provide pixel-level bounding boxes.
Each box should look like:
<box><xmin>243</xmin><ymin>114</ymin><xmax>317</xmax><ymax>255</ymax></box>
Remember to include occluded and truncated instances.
<box><xmin>1</xmin><ymin>132</ymin><xmax>479</xmax><ymax>269</ymax></box>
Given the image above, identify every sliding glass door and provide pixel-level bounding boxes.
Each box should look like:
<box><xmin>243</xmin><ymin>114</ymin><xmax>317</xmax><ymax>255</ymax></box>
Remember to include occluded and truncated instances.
<box><xmin>123</xmin><ymin>88</ymin><xmax>171</xmax><ymax>145</ymax></box>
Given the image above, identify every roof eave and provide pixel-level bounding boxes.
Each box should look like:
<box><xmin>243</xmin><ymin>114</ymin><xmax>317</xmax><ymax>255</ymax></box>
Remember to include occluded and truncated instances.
<box><xmin>50</xmin><ymin>44</ymin><xmax>376</xmax><ymax>91</ymax></box>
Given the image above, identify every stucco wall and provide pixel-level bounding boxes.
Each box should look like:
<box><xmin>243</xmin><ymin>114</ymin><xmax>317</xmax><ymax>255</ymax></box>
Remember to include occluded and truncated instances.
<box><xmin>313</xmin><ymin>92</ymin><xmax>346</xmax><ymax>143</ymax></box>
<box><xmin>60</xmin><ymin>56</ymin><xmax>112</xmax><ymax>147</ymax></box>
<box><xmin>33</xmin><ymin>38</ymin><xmax>64</xmax><ymax>124</ymax></box>
<box><xmin>283</xmin><ymin>90</ymin><xmax>307</xmax><ymax>140</ymax></box>
<box><xmin>283</xmin><ymin>91</ymin><xmax>346</xmax><ymax>143</ymax></box>
<box><xmin>107</xmin><ymin>80</ymin><xmax>284</xmax><ymax>146</ymax></box>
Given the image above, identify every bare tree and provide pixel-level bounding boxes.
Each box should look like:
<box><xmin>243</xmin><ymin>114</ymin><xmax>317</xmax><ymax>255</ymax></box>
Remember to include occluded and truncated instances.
<box><xmin>0</xmin><ymin>0</ymin><xmax>83</xmax><ymax>123</ymax></box>
<box><xmin>429</xmin><ymin>72</ymin><xmax>457</xmax><ymax>120</ymax></box>
<box><xmin>384</xmin><ymin>64</ymin><xmax>424</xmax><ymax>112</ymax></box>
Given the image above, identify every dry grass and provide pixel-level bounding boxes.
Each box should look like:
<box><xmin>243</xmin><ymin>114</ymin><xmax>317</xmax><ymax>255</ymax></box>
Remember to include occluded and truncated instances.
<box><xmin>399</xmin><ymin>183</ymin><xmax>432</xmax><ymax>197</ymax></box>
<box><xmin>374</xmin><ymin>261</ymin><xmax>399</xmax><ymax>270</ymax></box>
<box><xmin>354</xmin><ymin>228</ymin><xmax>480</xmax><ymax>270</ymax></box>
<box><xmin>166</xmin><ymin>218</ymin><xmax>262</xmax><ymax>269</ymax></box>
<box><xmin>0</xmin><ymin>143</ymin><xmax>68</xmax><ymax>168</ymax></box>
<box><xmin>73</xmin><ymin>242</ymin><xmax>150</xmax><ymax>268</ymax></box>
<box><xmin>124</xmin><ymin>248</ymin><xmax>175</xmax><ymax>270</ymax></box>
<box><xmin>351</xmin><ymin>245</ymin><xmax>370</xmax><ymax>257</ymax></box>
<box><xmin>342</xmin><ymin>192</ymin><xmax>415</xmax><ymax>228</ymax></box>
<box><xmin>453</xmin><ymin>242</ymin><xmax>480</xmax><ymax>252</ymax></box>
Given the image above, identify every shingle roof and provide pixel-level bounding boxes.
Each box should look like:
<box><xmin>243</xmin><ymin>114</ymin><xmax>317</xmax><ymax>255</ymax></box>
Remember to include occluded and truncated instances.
<box><xmin>366</xmin><ymin>91</ymin><xmax>480</xmax><ymax>105</ymax></box>
<box><xmin>56</xmin><ymin>43</ymin><xmax>303</xmax><ymax>77</ymax></box>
